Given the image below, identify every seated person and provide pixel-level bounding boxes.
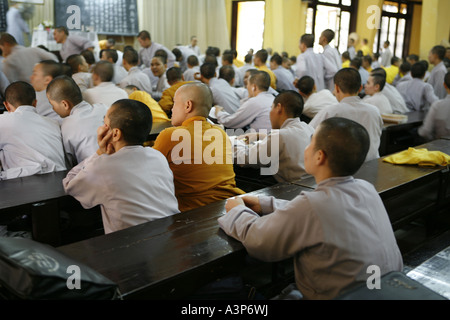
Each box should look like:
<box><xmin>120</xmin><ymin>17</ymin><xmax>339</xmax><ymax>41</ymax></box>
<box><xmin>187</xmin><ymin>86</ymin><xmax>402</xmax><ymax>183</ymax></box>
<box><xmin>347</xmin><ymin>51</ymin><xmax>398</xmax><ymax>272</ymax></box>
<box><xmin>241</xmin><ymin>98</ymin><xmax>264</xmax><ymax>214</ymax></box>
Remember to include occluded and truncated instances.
<box><xmin>63</xmin><ymin>99</ymin><xmax>180</xmax><ymax>234</ymax></box>
<box><xmin>295</xmin><ymin>76</ymin><xmax>338</xmax><ymax>120</ymax></box>
<box><xmin>392</xmin><ymin>61</ymin><xmax>412</xmax><ymax>87</ymax></box>
<box><xmin>159</xmin><ymin>67</ymin><xmax>193</xmax><ymax>118</ymax></box>
<box><xmin>235</xmin><ymin>91</ymin><xmax>315</xmax><ymax>183</ymax></box>
<box><xmin>215</xmin><ymin>71</ymin><xmax>275</xmax><ymax>131</ymax></box>
<box><xmin>83</xmin><ymin>61</ymin><xmax>128</xmax><ymax>108</ymax></box>
<box><xmin>200</xmin><ymin>63</ymin><xmax>241</xmax><ymax>115</ymax></box>
<box><xmin>372</xmin><ymin>68</ymin><xmax>410</xmax><ymax>115</ymax></box>
<box><xmin>397</xmin><ymin>62</ymin><xmax>439</xmax><ymax>112</ymax></box>
<box><xmin>384</xmin><ymin>56</ymin><xmax>400</xmax><ymax>85</ymax></box>
<box><xmin>183</xmin><ymin>55</ymin><xmax>201</xmax><ymax>82</ymax></box>
<box><xmin>100</xmin><ymin>49</ymin><xmax>128</xmax><ymax>84</ymax></box>
<box><xmin>270</xmin><ymin>54</ymin><xmax>296</xmax><ymax>92</ymax></box>
<box><xmin>149</xmin><ymin>54</ymin><xmax>170</xmax><ymax>101</ymax></box>
<box><xmin>47</xmin><ymin>76</ymin><xmax>108</xmax><ymax>168</ymax></box>
<box><xmin>363</xmin><ymin>72</ymin><xmax>393</xmax><ymax>114</ymax></box>
<box><xmin>418</xmin><ymin>72</ymin><xmax>450</xmax><ymax>141</ymax></box>
<box><xmin>310</xmin><ymin>68</ymin><xmax>383</xmax><ymax>162</ymax></box>
<box><xmin>219</xmin><ymin>117</ymin><xmax>404</xmax><ymax>300</ymax></box>
<box><xmin>30</xmin><ymin>60</ymin><xmax>64</xmax><ymax>124</ymax></box>
<box><xmin>125</xmin><ymin>85</ymin><xmax>170</xmax><ymax>123</ymax></box>
<box><xmin>153</xmin><ymin>82</ymin><xmax>245</xmax><ymax>212</ymax></box>
<box><xmin>222</xmin><ymin>51</ymin><xmax>244</xmax><ymax>88</ymax></box>
<box><xmin>0</xmin><ymin>81</ymin><xmax>66</xmax><ymax>180</ymax></box>
<box><xmin>341</xmin><ymin>51</ymin><xmax>351</xmax><ymax>69</ymax></box>
<box><xmin>119</xmin><ymin>48</ymin><xmax>153</xmax><ymax>95</ymax></box>
<box><xmin>66</xmin><ymin>54</ymin><xmax>93</xmax><ymax>92</ymax></box>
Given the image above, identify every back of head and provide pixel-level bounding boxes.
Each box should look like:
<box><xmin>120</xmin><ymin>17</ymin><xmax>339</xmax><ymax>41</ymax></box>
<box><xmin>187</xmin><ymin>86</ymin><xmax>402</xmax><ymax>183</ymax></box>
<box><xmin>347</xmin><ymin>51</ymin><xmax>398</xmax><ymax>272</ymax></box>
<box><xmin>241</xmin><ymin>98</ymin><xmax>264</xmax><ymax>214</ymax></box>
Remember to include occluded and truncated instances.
<box><xmin>81</xmin><ymin>50</ymin><xmax>96</xmax><ymax>65</ymax></box>
<box><xmin>399</xmin><ymin>61</ymin><xmax>411</xmax><ymax>74</ymax></box>
<box><xmin>350</xmin><ymin>57</ymin><xmax>362</xmax><ymax>69</ymax></box>
<box><xmin>93</xmin><ymin>61</ymin><xmax>115</xmax><ymax>83</ymax></box>
<box><xmin>342</xmin><ymin>51</ymin><xmax>350</xmax><ymax>60</ymax></box>
<box><xmin>274</xmin><ymin>90</ymin><xmax>304</xmax><ymax>118</ymax></box>
<box><xmin>204</xmin><ymin>54</ymin><xmax>218</xmax><ymax>67</ymax></box>
<box><xmin>123</xmin><ymin>48</ymin><xmax>139</xmax><ymax>66</ymax></box>
<box><xmin>431</xmin><ymin>45</ymin><xmax>446</xmax><ymax>61</ymax></box>
<box><xmin>411</xmin><ymin>62</ymin><xmax>426</xmax><ymax>79</ymax></box>
<box><xmin>5</xmin><ymin>81</ymin><xmax>36</xmax><ymax>108</ymax></box>
<box><xmin>255</xmin><ymin>49</ymin><xmax>269</xmax><ymax>64</ymax></box>
<box><xmin>166</xmin><ymin>67</ymin><xmax>183</xmax><ymax>84</ymax></box>
<box><xmin>371</xmin><ymin>67</ymin><xmax>387</xmax><ymax>78</ymax></box>
<box><xmin>219</xmin><ymin>65</ymin><xmax>235</xmax><ymax>84</ymax></box>
<box><xmin>315</xmin><ymin>117</ymin><xmax>370</xmax><ymax>176</ymax></box>
<box><xmin>109</xmin><ymin>99</ymin><xmax>153</xmax><ymax>145</ymax></box>
<box><xmin>0</xmin><ymin>33</ymin><xmax>18</xmax><ymax>46</ymax></box>
<box><xmin>178</xmin><ymin>82</ymin><xmax>214</xmax><ymax>117</ymax></box>
<box><xmin>418</xmin><ymin>59</ymin><xmax>429</xmax><ymax>71</ymax></box>
<box><xmin>334</xmin><ymin>68</ymin><xmax>362</xmax><ymax>95</ymax></box>
<box><xmin>363</xmin><ymin>55</ymin><xmax>372</xmax><ymax>65</ymax></box>
<box><xmin>244</xmin><ymin>54</ymin><xmax>253</xmax><ymax>64</ymax></box>
<box><xmin>222</xmin><ymin>52</ymin><xmax>234</xmax><ymax>65</ymax></box>
<box><xmin>40</xmin><ymin>60</ymin><xmax>63</xmax><ymax>79</ymax></box>
<box><xmin>47</xmin><ymin>75</ymin><xmax>83</xmax><ymax>106</ymax></box>
<box><xmin>249</xmin><ymin>71</ymin><xmax>271</xmax><ymax>92</ymax></box>
<box><xmin>407</xmin><ymin>54</ymin><xmax>419</xmax><ymax>64</ymax></box>
<box><xmin>66</xmin><ymin>54</ymin><xmax>85</xmax><ymax>74</ymax></box>
<box><xmin>104</xmin><ymin>49</ymin><xmax>119</xmax><ymax>63</ymax></box>
<box><xmin>300</xmin><ymin>34</ymin><xmax>315</xmax><ymax>48</ymax></box>
<box><xmin>200</xmin><ymin>63</ymin><xmax>216</xmax><ymax>80</ymax></box>
<box><xmin>270</xmin><ymin>54</ymin><xmax>283</xmax><ymax>66</ymax></box>
<box><xmin>445</xmin><ymin>72</ymin><xmax>450</xmax><ymax>88</ymax></box>
<box><xmin>172</xmin><ymin>48</ymin><xmax>182</xmax><ymax>61</ymax></box>
<box><xmin>296</xmin><ymin>76</ymin><xmax>315</xmax><ymax>96</ymax></box>
<box><xmin>391</xmin><ymin>56</ymin><xmax>400</xmax><ymax>66</ymax></box>
<box><xmin>322</xmin><ymin>29</ymin><xmax>335</xmax><ymax>43</ymax></box>
<box><xmin>187</xmin><ymin>55</ymin><xmax>199</xmax><ymax>67</ymax></box>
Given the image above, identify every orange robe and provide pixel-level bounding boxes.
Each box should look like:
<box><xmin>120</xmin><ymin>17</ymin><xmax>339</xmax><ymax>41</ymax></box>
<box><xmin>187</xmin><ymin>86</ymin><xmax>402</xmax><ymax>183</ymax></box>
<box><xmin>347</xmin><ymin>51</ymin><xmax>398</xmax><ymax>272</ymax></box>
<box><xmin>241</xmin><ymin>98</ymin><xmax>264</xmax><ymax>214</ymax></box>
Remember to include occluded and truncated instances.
<box><xmin>153</xmin><ymin>116</ymin><xmax>245</xmax><ymax>212</ymax></box>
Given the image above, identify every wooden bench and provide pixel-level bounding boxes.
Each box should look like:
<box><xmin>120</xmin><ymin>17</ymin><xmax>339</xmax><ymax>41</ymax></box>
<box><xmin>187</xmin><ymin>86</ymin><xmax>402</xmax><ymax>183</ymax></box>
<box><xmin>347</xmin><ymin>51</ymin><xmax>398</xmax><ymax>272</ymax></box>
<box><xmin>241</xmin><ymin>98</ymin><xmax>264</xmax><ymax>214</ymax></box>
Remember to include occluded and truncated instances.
<box><xmin>57</xmin><ymin>183</ymin><xmax>309</xmax><ymax>299</ymax></box>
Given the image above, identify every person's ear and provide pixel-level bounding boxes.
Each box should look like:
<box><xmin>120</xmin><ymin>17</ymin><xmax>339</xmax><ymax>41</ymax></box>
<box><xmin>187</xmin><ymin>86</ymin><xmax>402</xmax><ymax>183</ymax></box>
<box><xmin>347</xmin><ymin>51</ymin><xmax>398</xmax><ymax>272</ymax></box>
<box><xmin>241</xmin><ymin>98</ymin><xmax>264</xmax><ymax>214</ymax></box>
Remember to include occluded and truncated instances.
<box><xmin>43</xmin><ymin>75</ymin><xmax>53</xmax><ymax>87</ymax></box>
<box><xmin>357</xmin><ymin>85</ymin><xmax>363</xmax><ymax>94</ymax></box>
<box><xmin>185</xmin><ymin>100</ymin><xmax>194</xmax><ymax>114</ymax></box>
<box><xmin>316</xmin><ymin>149</ymin><xmax>327</xmax><ymax>166</ymax></box>
<box><xmin>112</xmin><ymin>128</ymin><xmax>122</xmax><ymax>142</ymax></box>
<box><xmin>61</xmin><ymin>100</ymin><xmax>72</xmax><ymax>112</ymax></box>
<box><xmin>4</xmin><ymin>101</ymin><xmax>14</xmax><ymax>113</ymax></box>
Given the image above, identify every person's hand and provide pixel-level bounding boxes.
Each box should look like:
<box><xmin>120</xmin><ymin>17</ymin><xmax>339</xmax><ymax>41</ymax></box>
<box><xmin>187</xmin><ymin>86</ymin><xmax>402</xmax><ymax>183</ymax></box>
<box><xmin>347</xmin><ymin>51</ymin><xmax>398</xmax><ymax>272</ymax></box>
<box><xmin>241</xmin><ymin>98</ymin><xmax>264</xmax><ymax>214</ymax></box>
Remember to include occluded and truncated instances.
<box><xmin>241</xmin><ymin>196</ymin><xmax>262</xmax><ymax>214</ymax></box>
<box><xmin>225</xmin><ymin>197</ymin><xmax>245</xmax><ymax>212</ymax></box>
<box><xmin>194</xmin><ymin>72</ymin><xmax>201</xmax><ymax>81</ymax></box>
<box><xmin>97</xmin><ymin>124</ymin><xmax>115</xmax><ymax>156</ymax></box>
<box><xmin>215</xmin><ymin>106</ymin><xmax>224</xmax><ymax>117</ymax></box>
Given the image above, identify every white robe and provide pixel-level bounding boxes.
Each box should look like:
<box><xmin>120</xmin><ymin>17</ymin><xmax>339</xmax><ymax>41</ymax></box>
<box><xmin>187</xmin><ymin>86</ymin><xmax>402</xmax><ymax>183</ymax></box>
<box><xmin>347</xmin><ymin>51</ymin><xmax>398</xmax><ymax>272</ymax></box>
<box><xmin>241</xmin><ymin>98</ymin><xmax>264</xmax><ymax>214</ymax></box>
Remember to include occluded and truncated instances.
<box><xmin>63</xmin><ymin>146</ymin><xmax>180</xmax><ymax>234</ymax></box>
<box><xmin>363</xmin><ymin>92</ymin><xmax>393</xmax><ymax>115</ymax></box>
<box><xmin>119</xmin><ymin>67</ymin><xmax>153</xmax><ymax>95</ymax></box>
<box><xmin>83</xmin><ymin>82</ymin><xmax>129</xmax><ymax>108</ymax></box>
<box><xmin>309</xmin><ymin>96</ymin><xmax>383</xmax><ymax>162</ymax></box>
<box><xmin>60</xmin><ymin>101</ymin><xmax>108</xmax><ymax>168</ymax></box>
<box><xmin>0</xmin><ymin>106</ymin><xmax>66</xmax><ymax>180</ymax></box>
<box><xmin>295</xmin><ymin>48</ymin><xmax>326</xmax><ymax>91</ymax></box>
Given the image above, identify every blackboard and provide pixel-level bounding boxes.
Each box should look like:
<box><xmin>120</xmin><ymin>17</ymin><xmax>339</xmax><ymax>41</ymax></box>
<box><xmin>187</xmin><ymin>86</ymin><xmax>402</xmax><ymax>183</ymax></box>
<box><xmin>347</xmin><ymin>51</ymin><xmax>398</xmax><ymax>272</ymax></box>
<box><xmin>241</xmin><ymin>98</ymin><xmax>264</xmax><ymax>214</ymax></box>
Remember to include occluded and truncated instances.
<box><xmin>54</xmin><ymin>0</ymin><xmax>139</xmax><ymax>36</ymax></box>
<box><xmin>0</xmin><ymin>0</ymin><xmax>8</xmax><ymax>32</ymax></box>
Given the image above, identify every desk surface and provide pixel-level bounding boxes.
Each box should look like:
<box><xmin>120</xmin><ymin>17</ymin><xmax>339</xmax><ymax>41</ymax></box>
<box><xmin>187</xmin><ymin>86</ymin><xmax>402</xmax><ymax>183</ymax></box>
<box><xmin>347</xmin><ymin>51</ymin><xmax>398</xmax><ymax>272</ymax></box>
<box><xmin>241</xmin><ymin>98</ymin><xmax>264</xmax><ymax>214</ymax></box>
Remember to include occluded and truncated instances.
<box><xmin>383</xmin><ymin>111</ymin><xmax>426</xmax><ymax>131</ymax></box>
<box><xmin>294</xmin><ymin>139</ymin><xmax>450</xmax><ymax>193</ymax></box>
<box><xmin>148</xmin><ymin>121</ymin><xmax>173</xmax><ymax>140</ymax></box>
<box><xmin>58</xmin><ymin>183</ymin><xmax>310</xmax><ymax>299</ymax></box>
<box><xmin>0</xmin><ymin>170</ymin><xmax>68</xmax><ymax>211</ymax></box>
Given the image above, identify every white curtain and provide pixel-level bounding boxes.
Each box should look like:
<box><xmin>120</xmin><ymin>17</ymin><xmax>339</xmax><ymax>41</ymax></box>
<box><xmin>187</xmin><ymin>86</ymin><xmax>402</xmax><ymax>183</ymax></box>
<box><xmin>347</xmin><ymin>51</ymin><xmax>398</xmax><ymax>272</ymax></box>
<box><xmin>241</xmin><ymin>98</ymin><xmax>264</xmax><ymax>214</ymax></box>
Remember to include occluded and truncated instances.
<box><xmin>137</xmin><ymin>0</ymin><xmax>230</xmax><ymax>54</ymax></box>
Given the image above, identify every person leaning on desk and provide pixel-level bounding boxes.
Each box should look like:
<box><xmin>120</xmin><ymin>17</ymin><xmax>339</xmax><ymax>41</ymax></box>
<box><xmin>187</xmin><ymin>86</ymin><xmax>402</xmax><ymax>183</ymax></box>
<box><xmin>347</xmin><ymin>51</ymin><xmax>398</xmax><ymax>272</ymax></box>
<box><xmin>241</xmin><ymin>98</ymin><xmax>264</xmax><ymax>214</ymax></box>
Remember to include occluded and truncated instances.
<box><xmin>219</xmin><ymin>117</ymin><xmax>404</xmax><ymax>300</ymax></box>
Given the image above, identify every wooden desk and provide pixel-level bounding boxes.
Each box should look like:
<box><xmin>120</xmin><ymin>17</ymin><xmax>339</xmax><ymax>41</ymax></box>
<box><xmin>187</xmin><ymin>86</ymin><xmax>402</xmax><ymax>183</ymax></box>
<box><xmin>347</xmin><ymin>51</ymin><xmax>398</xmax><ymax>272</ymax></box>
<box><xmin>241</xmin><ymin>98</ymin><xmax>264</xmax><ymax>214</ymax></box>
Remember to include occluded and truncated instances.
<box><xmin>380</xmin><ymin>111</ymin><xmax>426</xmax><ymax>157</ymax></box>
<box><xmin>57</xmin><ymin>183</ymin><xmax>310</xmax><ymax>299</ymax></box>
<box><xmin>148</xmin><ymin>121</ymin><xmax>173</xmax><ymax>141</ymax></box>
<box><xmin>0</xmin><ymin>171</ymin><xmax>69</xmax><ymax>246</ymax></box>
<box><xmin>293</xmin><ymin>139</ymin><xmax>450</xmax><ymax>230</ymax></box>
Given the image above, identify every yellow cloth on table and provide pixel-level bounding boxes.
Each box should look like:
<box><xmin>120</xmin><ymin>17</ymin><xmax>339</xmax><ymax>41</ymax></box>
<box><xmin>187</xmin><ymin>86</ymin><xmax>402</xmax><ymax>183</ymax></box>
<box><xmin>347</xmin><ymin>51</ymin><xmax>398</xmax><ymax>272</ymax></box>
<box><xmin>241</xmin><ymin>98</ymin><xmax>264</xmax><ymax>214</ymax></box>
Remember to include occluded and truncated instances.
<box><xmin>383</xmin><ymin>148</ymin><xmax>450</xmax><ymax>167</ymax></box>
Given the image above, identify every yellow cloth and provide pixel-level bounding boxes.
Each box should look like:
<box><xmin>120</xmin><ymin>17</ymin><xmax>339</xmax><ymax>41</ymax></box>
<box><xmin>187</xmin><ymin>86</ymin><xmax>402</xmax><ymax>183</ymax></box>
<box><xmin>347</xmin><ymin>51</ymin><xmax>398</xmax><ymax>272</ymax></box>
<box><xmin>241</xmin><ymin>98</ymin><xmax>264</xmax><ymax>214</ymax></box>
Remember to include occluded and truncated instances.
<box><xmin>153</xmin><ymin>116</ymin><xmax>245</xmax><ymax>212</ymax></box>
<box><xmin>384</xmin><ymin>65</ymin><xmax>399</xmax><ymax>84</ymax></box>
<box><xmin>158</xmin><ymin>81</ymin><xmax>193</xmax><ymax>116</ymax></box>
<box><xmin>257</xmin><ymin>65</ymin><xmax>277</xmax><ymax>90</ymax></box>
<box><xmin>361</xmin><ymin>45</ymin><xmax>371</xmax><ymax>57</ymax></box>
<box><xmin>234</xmin><ymin>59</ymin><xmax>245</xmax><ymax>68</ymax></box>
<box><xmin>383</xmin><ymin>148</ymin><xmax>450</xmax><ymax>167</ymax></box>
<box><xmin>129</xmin><ymin>91</ymin><xmax>170</xmax><ymax>123</ymax></box>
<box><xmin>99</xmin><ymin>40</ymin><xmax>108</xmax><ymax>50</ymax></box>
<box><xmin>342</xmin><ymin>60</ymin><xmax>350</xmax><ymax>69</ymax></box>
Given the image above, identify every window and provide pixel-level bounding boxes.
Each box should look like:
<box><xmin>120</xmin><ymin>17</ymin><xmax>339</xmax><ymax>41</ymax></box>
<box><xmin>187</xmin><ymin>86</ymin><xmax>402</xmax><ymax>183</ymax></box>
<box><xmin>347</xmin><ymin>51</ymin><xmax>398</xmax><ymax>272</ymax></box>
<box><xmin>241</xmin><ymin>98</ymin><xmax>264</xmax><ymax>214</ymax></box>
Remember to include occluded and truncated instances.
<box><xmin>305</xmin><ymin>0</ymin><xmax>357</xmax><ymax>54</ymax></box>
<box><xmin>373</xmin><ymin>0</ymin><xmax>414</xmax><ymax>59</ymax></box>
<box><xmin>231</xmin><ymin>1</ymin><xmax>266</xmax><ymax>61</ymax></box>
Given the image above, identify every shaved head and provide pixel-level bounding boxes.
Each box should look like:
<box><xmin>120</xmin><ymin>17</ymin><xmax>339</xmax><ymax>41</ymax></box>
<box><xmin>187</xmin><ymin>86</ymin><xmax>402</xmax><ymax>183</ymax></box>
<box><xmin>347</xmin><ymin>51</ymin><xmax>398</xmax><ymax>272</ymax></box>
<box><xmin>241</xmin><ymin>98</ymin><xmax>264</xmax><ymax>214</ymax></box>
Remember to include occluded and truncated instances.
<box><xmin>177</xmin><ymin>82</ymin><xmax>214</xmax><ymax>117</ymax></box>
